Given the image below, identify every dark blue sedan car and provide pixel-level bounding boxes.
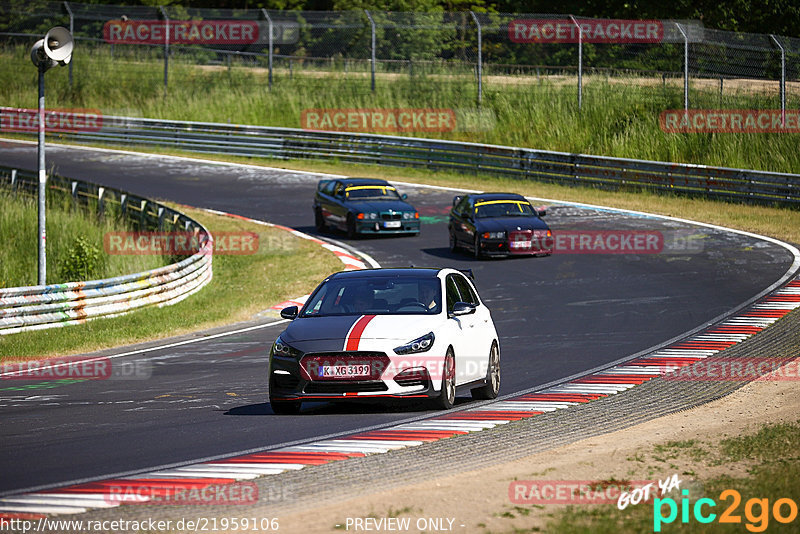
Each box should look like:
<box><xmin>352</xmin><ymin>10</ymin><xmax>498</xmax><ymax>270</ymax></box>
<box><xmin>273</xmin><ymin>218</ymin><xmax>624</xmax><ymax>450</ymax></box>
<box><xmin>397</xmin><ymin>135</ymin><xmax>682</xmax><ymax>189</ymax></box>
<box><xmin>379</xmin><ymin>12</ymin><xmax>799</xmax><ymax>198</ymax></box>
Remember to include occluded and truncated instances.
<box><xmin>313</xmin><ymin>178</ymin><xmax>420</xmax><ymax>238</ymax></box>
<box><xmin>449</xmin><ymin>192</ymin><xmax>552</xmax><ymax>258</ymax></box>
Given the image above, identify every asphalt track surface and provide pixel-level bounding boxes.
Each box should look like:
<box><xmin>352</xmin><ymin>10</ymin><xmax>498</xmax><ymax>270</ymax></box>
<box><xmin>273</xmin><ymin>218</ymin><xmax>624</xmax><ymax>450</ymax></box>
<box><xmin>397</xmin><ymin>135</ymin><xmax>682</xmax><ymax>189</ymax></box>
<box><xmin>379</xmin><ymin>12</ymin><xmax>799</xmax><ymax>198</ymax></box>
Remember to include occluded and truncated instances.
<box><xmin>0</xmin><ymin>141</ymin><xmax>794</xmax><ymax>495</ymax></box>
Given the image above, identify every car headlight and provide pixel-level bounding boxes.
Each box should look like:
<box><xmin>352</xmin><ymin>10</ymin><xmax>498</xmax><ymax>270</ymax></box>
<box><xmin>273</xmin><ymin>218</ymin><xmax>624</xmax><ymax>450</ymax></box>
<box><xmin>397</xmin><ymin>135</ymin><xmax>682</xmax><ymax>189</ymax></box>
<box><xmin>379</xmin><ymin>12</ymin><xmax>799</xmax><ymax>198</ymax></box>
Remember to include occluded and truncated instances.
<box><xmin>482</xmin><ymin>231</ymin><xmax>506</xmax><ymax>239</ymax></box>
<box><xmin>272</xmin><ymin>335</ymin><xmax>301</xmax><ymax>358</ymax></box>
<box><xmin>356</xmin><ymin>212</ymin><xmax>378</xmax><ymax>220</ymax></box>
<box><xmin>394</xmin><ymin>332</ymin><xmax>435</xmax><ymax>355</ymax></box>
<box><xmin>402</xmin><ymin>211</ymin><xmax>419</xmax><ymax>220</ymax></box>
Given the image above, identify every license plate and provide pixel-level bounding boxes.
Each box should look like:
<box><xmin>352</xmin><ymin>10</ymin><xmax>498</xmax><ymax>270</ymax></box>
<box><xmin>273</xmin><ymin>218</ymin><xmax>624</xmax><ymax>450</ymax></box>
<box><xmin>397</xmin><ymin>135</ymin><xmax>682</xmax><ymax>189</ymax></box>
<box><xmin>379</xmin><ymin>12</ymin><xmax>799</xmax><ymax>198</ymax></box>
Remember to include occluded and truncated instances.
<box><xmin>383</xmin><ymin>221</ymin><xmax>401</xmax><ymax>229</ymax></box>
<box><xmin>510</xmin><ymin>240</ymin><xmax>532</xmax><ymax>249</ymax></box>
<box><xmin>319</xmin><ymin>364</ymin><xmax>371</xmax><ymax>378</ymax></box>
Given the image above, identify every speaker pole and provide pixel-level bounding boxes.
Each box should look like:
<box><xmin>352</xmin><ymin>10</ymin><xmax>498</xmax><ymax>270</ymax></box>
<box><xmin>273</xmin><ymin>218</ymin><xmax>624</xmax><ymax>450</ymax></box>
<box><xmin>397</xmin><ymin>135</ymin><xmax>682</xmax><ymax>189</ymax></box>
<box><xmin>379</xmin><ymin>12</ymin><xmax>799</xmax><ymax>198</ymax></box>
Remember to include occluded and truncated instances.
<box><xmin>37</xmin><ymin>62</ymin><xmax>47</xmax><ymax>285</ymax></box>
<box><xmin>29</xmin><ymin>26</ymin><xmax>73</xmax><ymax>285</ymax></box>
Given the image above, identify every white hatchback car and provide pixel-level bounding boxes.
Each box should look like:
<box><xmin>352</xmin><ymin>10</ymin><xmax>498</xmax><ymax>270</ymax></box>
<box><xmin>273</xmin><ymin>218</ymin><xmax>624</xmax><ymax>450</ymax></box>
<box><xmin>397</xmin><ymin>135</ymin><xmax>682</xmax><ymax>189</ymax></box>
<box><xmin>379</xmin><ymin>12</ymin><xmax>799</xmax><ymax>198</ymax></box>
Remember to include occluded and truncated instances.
<box><xmin>268</xmin><ymin>268</ymin><xmax>500</xmax><ymax>414</ymax></box>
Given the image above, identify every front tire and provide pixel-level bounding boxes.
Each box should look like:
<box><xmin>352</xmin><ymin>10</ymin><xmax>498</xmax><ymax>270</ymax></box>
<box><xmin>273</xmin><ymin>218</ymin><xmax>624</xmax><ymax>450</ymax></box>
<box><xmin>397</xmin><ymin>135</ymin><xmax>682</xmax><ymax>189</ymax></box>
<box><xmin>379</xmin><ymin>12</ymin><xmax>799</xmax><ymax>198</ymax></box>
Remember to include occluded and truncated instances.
<box><xmin>433</xmin><ymin>348</ymin><xmax>456</xmax><ymax>410</ymax></box>
<box><xmin>314</xmin><ymin>208</ymin><xmax>326</xmax><ymax>232</ymax></box>
<box><xmin>449</xmin><ymin>229</ymin><xmax>458</xmax><ymax>253</ymax></box>
<box><xmin>471</xmin><ymin>342</ymin><xmax>500</xmax><ymax>400</ymax></box>
<box><xmin>346</xmin><ymin>215</ymin><xmax>357</xmax><ymax>239</ymax></box>
<box><xmin>473</xmin><ymin>235</ymin><xmax>482</xmax><ymax>259</ymax></box>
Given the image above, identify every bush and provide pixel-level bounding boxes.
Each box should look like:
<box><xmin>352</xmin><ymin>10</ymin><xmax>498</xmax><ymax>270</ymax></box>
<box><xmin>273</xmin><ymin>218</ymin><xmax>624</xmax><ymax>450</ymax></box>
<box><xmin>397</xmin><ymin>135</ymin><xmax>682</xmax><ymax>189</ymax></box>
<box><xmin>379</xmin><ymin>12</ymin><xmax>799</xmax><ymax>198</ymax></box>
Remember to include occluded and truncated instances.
<box><xmin>59</xmin><ymin>236</ymin><xmax>103</xmax><ymax>282</ymax></box>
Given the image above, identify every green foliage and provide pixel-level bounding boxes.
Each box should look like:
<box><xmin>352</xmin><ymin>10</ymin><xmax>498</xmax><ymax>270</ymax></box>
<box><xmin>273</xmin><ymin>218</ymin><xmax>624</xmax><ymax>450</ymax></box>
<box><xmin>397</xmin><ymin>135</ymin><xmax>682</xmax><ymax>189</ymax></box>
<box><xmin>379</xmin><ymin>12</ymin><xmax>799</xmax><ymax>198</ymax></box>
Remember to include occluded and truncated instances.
<box><xmin>58</xmin><ymin>235</ymin><xmax>103</xmax><ymax>282</ymax></box>
<box><xmin>0</xmin><ymin>188</ymin><xmax>167</xmax><ymax>288</ymax></box>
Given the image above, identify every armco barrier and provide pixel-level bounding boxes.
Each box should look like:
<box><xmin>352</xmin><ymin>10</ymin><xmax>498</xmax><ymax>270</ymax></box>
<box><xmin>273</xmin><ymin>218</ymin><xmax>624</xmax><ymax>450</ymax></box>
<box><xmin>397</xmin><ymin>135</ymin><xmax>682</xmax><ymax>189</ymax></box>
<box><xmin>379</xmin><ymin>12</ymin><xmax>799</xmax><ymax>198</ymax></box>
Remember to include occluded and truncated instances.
<box><xmin>22</xmin><ymin>112</ymin><xmax>800</xmax><ymax>207</ymax></box>
<box><xmin>0</xmin><ymin>166</ymin><xmax>212</xmax><ymax>335</ymax></box>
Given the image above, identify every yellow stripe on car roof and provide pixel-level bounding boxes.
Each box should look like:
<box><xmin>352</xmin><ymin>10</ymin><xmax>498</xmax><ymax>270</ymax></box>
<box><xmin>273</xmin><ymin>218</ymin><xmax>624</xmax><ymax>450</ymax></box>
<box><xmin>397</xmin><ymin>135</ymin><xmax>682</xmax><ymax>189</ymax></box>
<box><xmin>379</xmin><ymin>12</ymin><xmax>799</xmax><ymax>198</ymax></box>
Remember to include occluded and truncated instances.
<box><xmin>345</xmin><ymin>185</ymin><xmax>396</xmax><ymax>191</ymax></box>
<box><xmin>474</xmin><ymin>199</ymin><xmax>528</xmax><ymax>207</ymax></box>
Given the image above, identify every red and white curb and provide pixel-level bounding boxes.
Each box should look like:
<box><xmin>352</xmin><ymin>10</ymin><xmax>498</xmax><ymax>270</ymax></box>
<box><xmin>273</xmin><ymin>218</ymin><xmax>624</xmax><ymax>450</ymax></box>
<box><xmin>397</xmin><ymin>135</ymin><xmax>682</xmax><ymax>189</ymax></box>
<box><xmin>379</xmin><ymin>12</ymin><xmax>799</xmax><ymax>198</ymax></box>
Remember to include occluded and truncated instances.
<box><xmin>2</xmin><ymin>276</ymin><xmax>798</xmax><ymax>519</ymax></box>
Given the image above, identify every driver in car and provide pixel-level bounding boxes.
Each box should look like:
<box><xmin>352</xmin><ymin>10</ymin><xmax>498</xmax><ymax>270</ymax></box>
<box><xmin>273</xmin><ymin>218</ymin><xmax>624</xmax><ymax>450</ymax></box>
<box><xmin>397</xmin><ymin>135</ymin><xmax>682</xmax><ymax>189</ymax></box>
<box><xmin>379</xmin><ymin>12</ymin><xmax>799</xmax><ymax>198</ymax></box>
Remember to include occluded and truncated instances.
<box><xmin>419</xmin><ymin>281</ymin><xmax>440</xmax><ymax>312</ymax></box>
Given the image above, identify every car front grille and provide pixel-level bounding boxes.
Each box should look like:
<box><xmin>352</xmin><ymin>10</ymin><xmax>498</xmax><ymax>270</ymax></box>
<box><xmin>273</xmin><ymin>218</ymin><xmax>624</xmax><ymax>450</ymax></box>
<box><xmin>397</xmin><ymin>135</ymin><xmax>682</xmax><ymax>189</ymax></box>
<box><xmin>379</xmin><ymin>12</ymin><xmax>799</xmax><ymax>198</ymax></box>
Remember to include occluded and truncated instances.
<box><xmin>304</xmin><ymin>382</ymin><xmax>389</xmax><ymax>394</ymax></box>
<box><xmin>381</xmin><ymin>212</ymin><xmax>402</xmax><ymax>221</ymax></box>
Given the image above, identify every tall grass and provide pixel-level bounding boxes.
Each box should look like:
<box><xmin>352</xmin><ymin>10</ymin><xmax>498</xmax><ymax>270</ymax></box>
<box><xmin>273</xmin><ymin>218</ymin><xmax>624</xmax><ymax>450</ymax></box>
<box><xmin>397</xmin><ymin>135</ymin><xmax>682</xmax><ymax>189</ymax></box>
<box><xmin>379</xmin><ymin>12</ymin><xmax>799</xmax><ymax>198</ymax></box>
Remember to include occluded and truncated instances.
<box><xmin>0</xmin><ymin>188</ymin><xmax>168</xmax><ymax>288</ymax></box>
<box><xmin>1</xmin><ymin>44</ymin><xmax>798</xmax><ymax>174</ymax></box>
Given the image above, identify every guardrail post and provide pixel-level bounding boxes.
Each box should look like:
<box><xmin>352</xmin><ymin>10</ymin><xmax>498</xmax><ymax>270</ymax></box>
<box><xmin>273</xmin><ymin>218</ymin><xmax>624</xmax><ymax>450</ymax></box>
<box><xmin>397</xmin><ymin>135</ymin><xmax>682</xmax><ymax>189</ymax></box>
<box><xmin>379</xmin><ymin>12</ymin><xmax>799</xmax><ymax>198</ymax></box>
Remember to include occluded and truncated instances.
<box><xmin>569</xmin><ymin>15</ymin><xmax>582</xmax><ymax>111</ymax></box>
<box><xmin>157</xmin><ymin>206</ymin><xmax>165</xmax><ymax>230</ymax></box>
<box><xmin>10</xmin><ymin>169</ymin><xmax>16</xmax><ymax>190</ymax></box>
<box><xmin>97</xmin><ymin>186</ymin><xmax>105</xmax><ymax>218</ymax></box>
<box><xmin>63</xmin><ymin>2</ymin><xmax>74</xmax><ymax>88</ymax></box>
<box><xmin>140</xmin><ymin>199</ymin><xmax>147</xmax><ymax>229</ymax></box>
<box><xmin>120</xmin><ymin>193</ymin><xmax>127</xmax><ymax>219</ymax></box>
<box><xmin>469</xmin><ymin>11</ymin><xmax>482</xmax><ymax>106</ymax></box>
<box><xmin>261</xmin><ymin>9</ymin><xmax>274</xmax><ymax>90</ymax></box>
<box><xmin>676</xmin><ymin>23</ymin><xmax>689</xmax><ymax>112</ymax></box>
<box><xmin>770</xmin><ymin>34</ymin><xmax>786</xmax><ymax>127</ymax></box>
<box><xmin>365</xmin><ymin>10</ymin><xmax>376</xmax><ymax>92</ymax></box>
<box><xmin>158</xmin><ymin>7</ymin><xmax>169</xmax><ymax>95</ymax></box>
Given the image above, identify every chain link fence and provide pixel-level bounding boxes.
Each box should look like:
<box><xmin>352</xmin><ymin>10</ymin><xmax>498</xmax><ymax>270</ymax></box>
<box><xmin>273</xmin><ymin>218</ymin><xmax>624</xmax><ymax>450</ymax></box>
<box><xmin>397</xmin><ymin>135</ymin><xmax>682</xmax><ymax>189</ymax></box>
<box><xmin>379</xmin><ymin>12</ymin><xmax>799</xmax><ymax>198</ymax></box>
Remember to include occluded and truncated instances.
<box><xmin>1</xmin><ymin>2</ymin><xmax>799</xmax><ymax>114</ymax></box>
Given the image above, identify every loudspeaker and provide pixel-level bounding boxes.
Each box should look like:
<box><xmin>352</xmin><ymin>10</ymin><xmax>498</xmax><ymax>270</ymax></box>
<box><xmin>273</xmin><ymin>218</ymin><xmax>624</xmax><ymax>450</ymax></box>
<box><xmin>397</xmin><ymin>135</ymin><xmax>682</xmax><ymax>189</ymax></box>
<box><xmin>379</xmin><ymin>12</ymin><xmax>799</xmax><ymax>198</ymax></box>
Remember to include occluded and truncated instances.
<box><xmin>30</xmin><ymin>27</ymin><xmax>73</xmax><ymax>70</ymax></box>
<box><xmin>44</xmin><ymin>27</ymin><xmax>73</xmax><ymax>64</ymax></box>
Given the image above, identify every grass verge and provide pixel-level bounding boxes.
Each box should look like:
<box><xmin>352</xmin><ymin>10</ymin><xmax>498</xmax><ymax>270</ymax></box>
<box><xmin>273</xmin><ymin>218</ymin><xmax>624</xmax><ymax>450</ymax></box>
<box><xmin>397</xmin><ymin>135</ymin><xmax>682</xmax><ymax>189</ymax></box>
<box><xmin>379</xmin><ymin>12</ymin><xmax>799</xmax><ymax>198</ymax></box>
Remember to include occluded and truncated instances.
<box><xmin>0</xmin><ymin>203</ymin><xmax>343</xmax><ymax>361</ymax></box>
<box><xmin>0</xmin><ymin>187</ymin><xmax>168</xmax><ymax>287</ymax></box>
<box><xmin>1</xmin><ymin>45</ymin><xmax>799</xmax><ymax>173</ymax></box>
<box><xmin>542</xmin><ymin>420</ymin><xmax>800</xmax><ymax>533</ymax></box>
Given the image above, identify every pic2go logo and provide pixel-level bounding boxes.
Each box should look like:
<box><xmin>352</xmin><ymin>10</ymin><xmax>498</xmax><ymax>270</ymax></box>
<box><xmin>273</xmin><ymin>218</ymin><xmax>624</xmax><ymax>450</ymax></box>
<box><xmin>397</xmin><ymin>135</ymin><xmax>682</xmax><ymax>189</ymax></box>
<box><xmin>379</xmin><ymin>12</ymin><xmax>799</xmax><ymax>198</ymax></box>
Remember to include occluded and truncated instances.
<box><xmin>654</xmin><ymin>489</ymin><xmax>799</xmax><ymax>532</ymax></box>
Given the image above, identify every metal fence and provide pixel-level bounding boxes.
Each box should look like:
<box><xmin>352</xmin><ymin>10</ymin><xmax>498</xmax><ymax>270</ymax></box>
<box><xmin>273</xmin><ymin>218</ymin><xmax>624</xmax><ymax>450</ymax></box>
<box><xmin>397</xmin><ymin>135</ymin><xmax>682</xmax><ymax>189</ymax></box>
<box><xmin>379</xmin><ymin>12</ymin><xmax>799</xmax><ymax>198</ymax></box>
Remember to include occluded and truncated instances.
<box><xmin>0</xmin><ymin>166</ymin><xmax>213</xmax><ymax>335</ymax></box>
<box><xmin>33</xmin><ymin>114</ymin><xmax>800</xmax><ymax>207</ymax></box>
<box><xmin>1</xmin><ymin>3</ymin><xmax>799</xmax><ymax>110</ymax></box>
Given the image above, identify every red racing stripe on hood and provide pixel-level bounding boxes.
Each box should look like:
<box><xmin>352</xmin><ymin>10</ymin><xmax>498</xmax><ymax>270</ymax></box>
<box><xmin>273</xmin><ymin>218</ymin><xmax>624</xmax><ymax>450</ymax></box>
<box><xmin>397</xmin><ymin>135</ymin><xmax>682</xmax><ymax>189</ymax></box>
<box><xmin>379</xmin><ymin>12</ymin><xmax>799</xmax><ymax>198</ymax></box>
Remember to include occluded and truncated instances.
<box><xmin>345</xmin><ymin>314</ymin><xmax>376</xmax><ymax>351</ymax></box>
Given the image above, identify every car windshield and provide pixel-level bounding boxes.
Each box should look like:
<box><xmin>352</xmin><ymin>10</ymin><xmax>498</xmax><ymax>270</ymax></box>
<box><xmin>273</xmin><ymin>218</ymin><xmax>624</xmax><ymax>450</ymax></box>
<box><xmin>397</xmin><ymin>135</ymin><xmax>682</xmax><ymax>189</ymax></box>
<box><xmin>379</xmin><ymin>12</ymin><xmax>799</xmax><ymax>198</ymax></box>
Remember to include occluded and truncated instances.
<box><xmin>345</xmin><ymin>185</ymin><xmax>401</xmax><ymax>200</ymax></box>
<box><xmin>301</xmin><ymin>276</ymin><xmax>441</xmax><ymax>317</ymax></box>
<box><xmin>474</xmin><ymin>200</ymin><xmax>535</xmax><ymax>218</ymax></box>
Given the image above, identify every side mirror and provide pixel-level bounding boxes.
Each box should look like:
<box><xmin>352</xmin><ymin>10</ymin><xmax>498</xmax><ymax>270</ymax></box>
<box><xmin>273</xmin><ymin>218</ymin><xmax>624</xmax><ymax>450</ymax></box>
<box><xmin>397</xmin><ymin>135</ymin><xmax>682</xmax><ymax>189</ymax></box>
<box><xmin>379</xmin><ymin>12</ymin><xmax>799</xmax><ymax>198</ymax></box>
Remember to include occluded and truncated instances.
<box><xmin>450</xmin><ymin>301</ymin><xmax>476</xmax><ymax>317</ymax></box>
<box><xmin>536</xmin><ymin>207</ymin><xmax>547</xmax><ymax>217</ymax></box>
<box><xmin>452</xmin><ymin>195</ymin><xmax>463</xmax><ymax>207</ymax></box>
<box><xmin>401</xmin><ymin>193</ymin><xmax>408</xmax><ymax>200</ymax></box>
<box><xmin>280</xmin><ymin>306</ymin><xmax>298</xmax><ymax>320</ymax></box>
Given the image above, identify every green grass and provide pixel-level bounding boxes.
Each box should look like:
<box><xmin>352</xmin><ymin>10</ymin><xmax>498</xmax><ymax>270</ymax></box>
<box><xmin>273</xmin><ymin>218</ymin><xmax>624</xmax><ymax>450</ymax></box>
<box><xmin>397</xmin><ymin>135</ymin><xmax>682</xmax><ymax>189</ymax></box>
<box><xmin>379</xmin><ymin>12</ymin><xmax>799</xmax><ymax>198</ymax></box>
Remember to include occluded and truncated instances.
<box><xmin>0</xmin><ymin>204</ymin><xmax>343</xmax><ymax>360</ymax></box>
<box><xmin>542</xmin><ymin>420</ymin><xmax>800</xmax><ymax>533</ymax></box>
<box><xmin>0</xmin><ymin>187</ymin><xmax>167</xmax><ymax>288</ymax></box>
<box><xmin>2</xmin><ymin>44</ymin><xmax>799</xmax><ymax>174</ymax></box>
